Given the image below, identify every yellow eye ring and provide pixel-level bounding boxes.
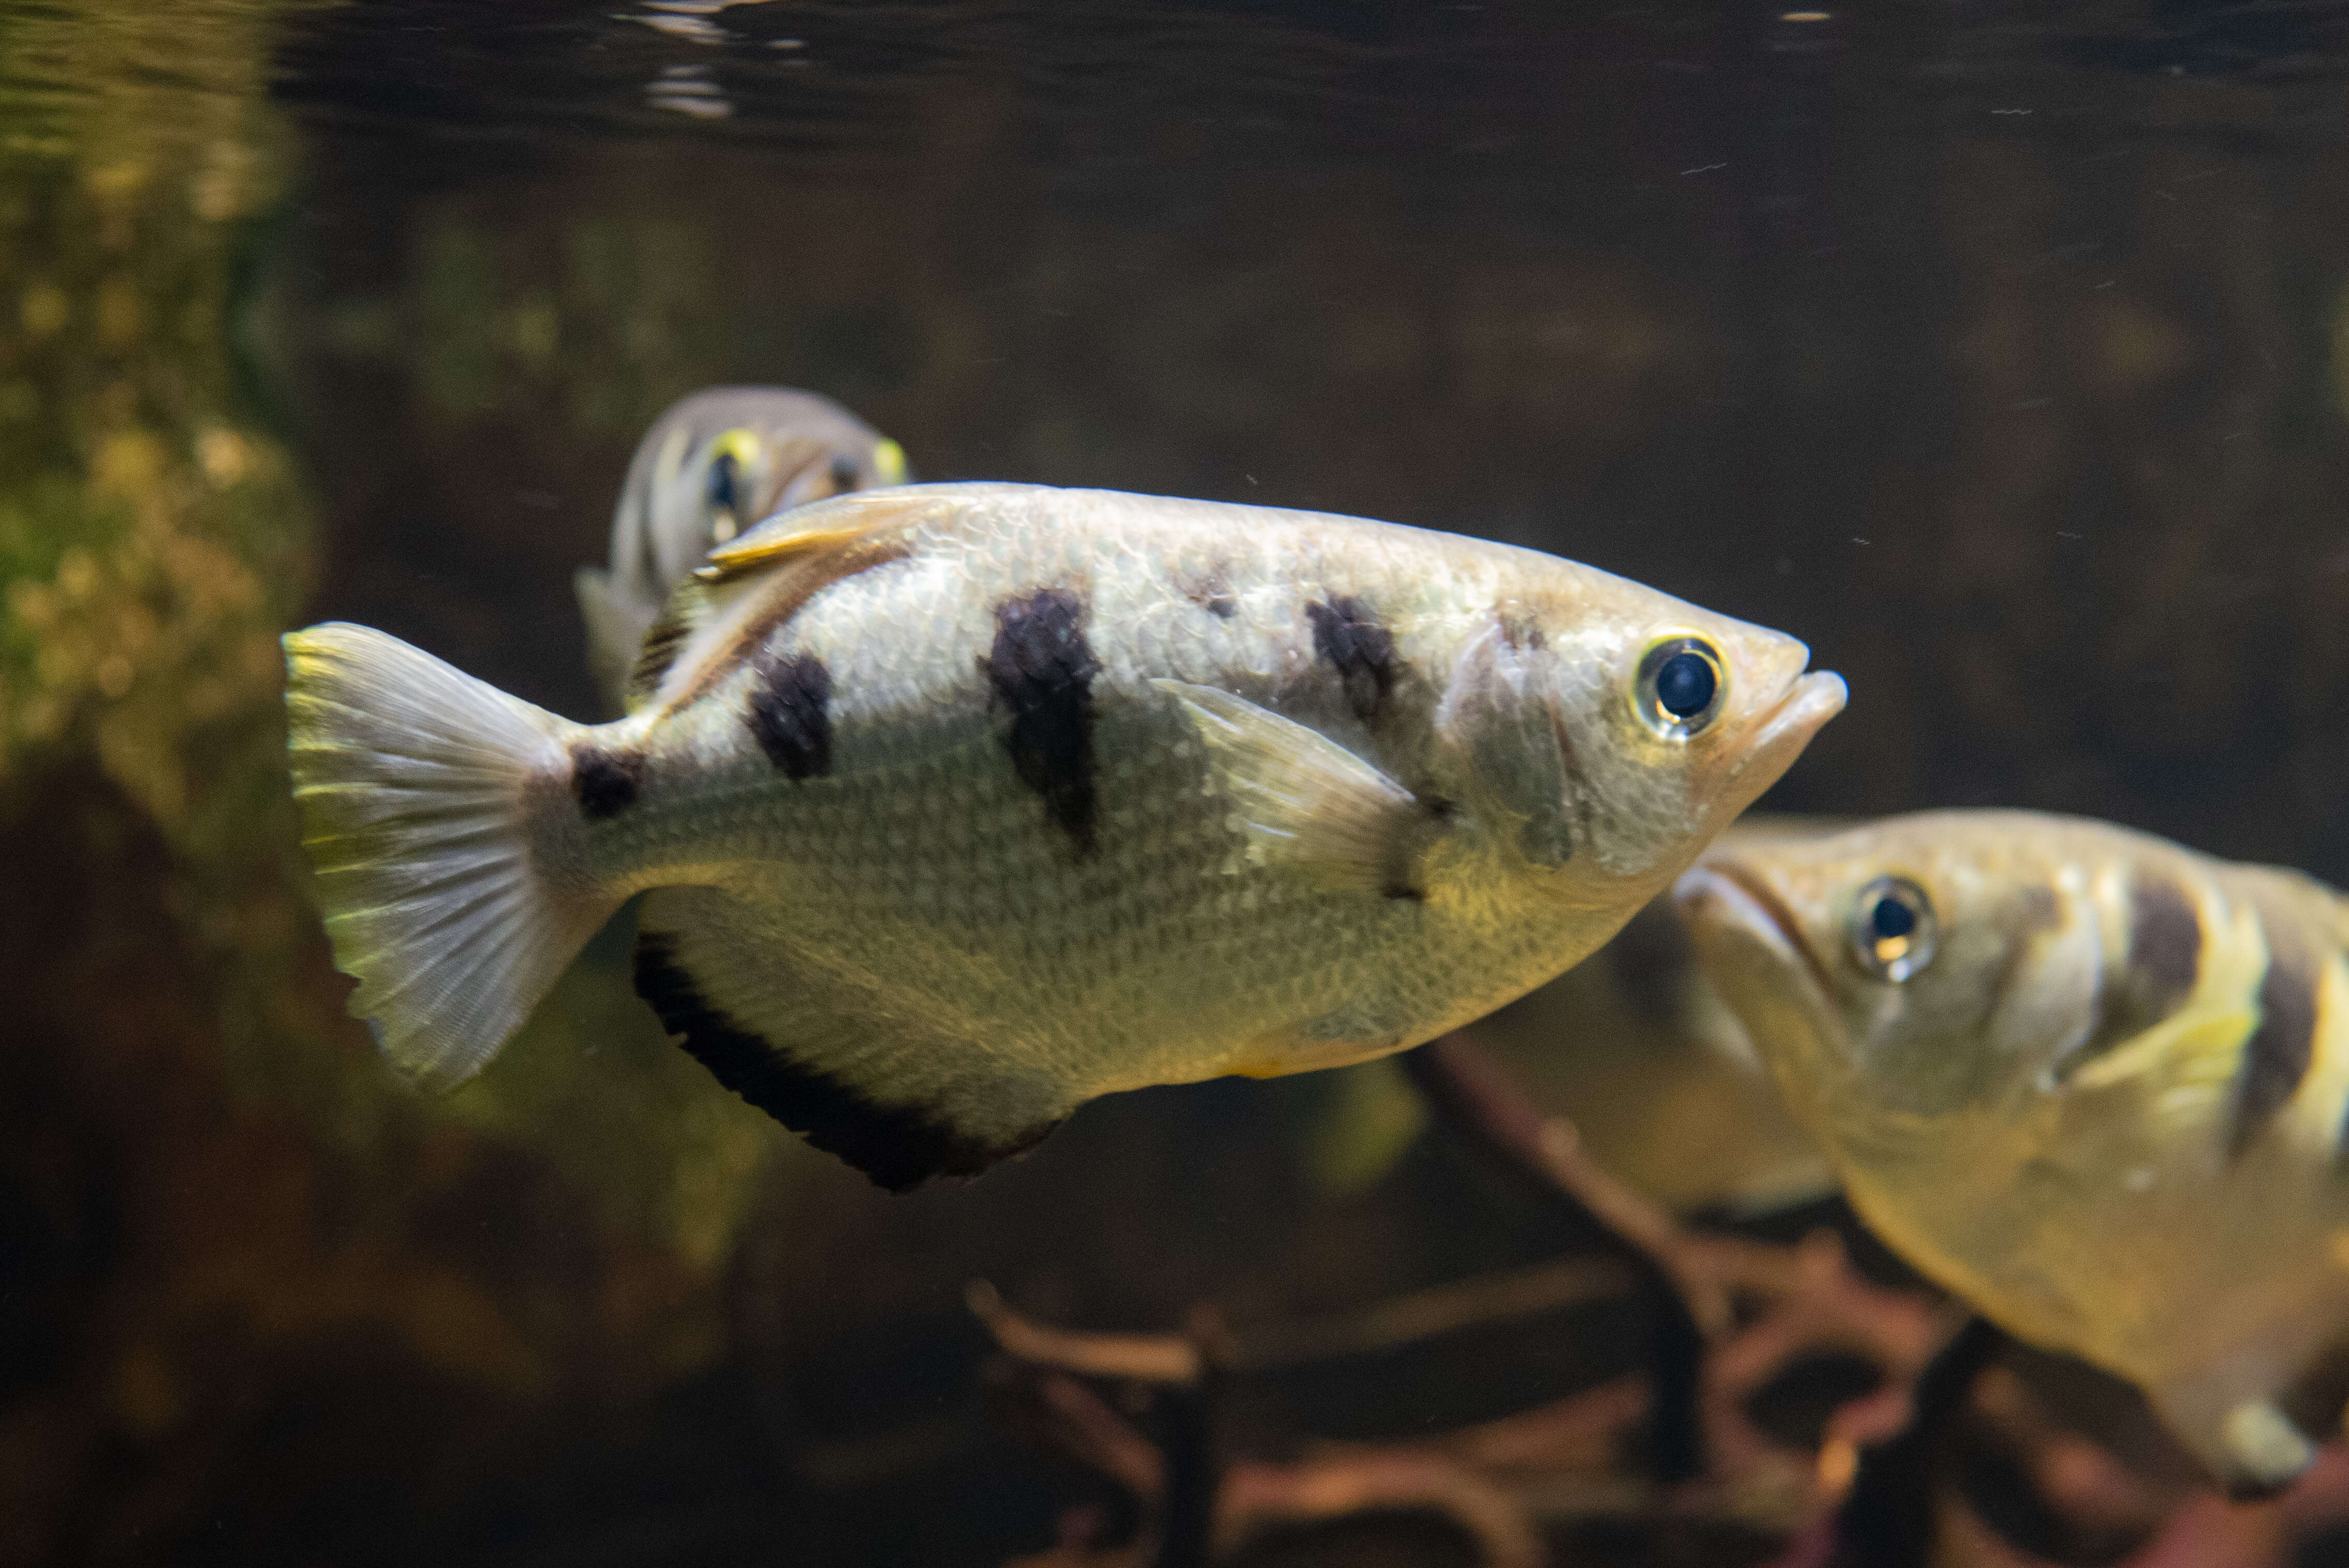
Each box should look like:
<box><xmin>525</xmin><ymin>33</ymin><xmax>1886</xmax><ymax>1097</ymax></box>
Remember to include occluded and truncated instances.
<box><xmin>709</xmin><ymin>427</ymin><xmax>764</xmax><ymax>468</ymax></box>
<box><xmin>1849</xmin><ymin>874</ymin><xmax>1937</xmax><ymax>982</ymax></box>
<box><xmin>1633</xmin><ymin>634</ymin><xmax>1727</xmax><ymax>739</ymax></box>
<box><xmin>703</xmin><ymin>428</ymin><xmax>764</xmax><ymax>543</ymax></box>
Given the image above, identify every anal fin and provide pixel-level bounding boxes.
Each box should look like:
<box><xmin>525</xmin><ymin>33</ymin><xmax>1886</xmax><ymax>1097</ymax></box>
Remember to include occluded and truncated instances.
<box><xmin>632</xmin><ymin>887</ymin><xmax>1071</xmax><ymax>1191</ymax></box>
<box><xmin>1155</xmin><ymin>678</ymin><xmax>1440</xmax><ymax>898</ymax></box>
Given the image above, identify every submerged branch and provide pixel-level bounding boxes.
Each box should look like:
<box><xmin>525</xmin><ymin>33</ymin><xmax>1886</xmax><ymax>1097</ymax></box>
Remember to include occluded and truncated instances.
<box><xmin>1401</xmin><ymin>1032</ymin><xmax>1733</xmax><ymax>1336</ymax></box>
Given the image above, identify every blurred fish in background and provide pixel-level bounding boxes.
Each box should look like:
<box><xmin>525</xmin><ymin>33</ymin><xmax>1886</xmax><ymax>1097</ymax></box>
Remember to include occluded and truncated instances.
<box><xmin>1303</xmin><ymin>817</ymin><xmax>1839</xmax><ymax>1217</ymax></box>
<box><xmin>577</xmin><ymin>386</ymin><xmax>908</xmax><ymax>711</ymax></box>
<box><xmin>1461</xmin><ymin>816</ymin><xmax>1842</xmax><ymax>1217</ymax></box>
<box><xmin>1679</xmin><ymin>810</ymin><xmax>2349</xmax><ymax>1496</ymax></box>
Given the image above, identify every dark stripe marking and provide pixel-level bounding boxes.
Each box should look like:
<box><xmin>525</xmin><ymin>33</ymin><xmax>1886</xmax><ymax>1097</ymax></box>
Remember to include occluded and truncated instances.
<box><xmin>633</xmin><ymin>934</ymin><xmax>1056</xmax><ymax>1192</ymax></box>
<box><xmin>746</xmin><ymin>650</ymin><xmax>833</xmax><ymax>780</ymax></box>
<box><xmin>984</xmin><ymin>587</ymin><xmax>1101</xmax><ymax>856</ymax></box>
<box><xmin>2128</xmin><ymin>874</ymin><xmax>2203</xmax><ymax>1004</ymax></box>
<box><xmin>1305</xmin><ymin>595</ymin><xmax>1398</xmax><ymax>722</ymax></box>
<box><xmin>2231</xmin><ymin>906</ymin><xmax>2318</xmax><ymax>1159</ymax></box>
<box><xmin>571</xmin><ymin>744</ymin><xmax>643</xmax><ymax>820</ymax></box>
<box><xmin>1181</xmin><ymin>565</ymin><xmax>1238</xmax><ymax>619</ymax></box>
<box><xmin>2058</xmin><ymin>873</ymin><xmax>2203</xmax><ymax>1083</ymax></box>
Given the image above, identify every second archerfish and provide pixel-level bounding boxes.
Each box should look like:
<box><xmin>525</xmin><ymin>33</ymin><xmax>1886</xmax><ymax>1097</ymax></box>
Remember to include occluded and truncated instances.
<box><xmin>285</xmin><ymin>483</ymin><xmax>1845</xmax><ymax>1189</ymax></box>
<box><xmin>1677</xmin><ymin>812</ymin><xmax>2349</xmax><ymax>1496</ymax></box>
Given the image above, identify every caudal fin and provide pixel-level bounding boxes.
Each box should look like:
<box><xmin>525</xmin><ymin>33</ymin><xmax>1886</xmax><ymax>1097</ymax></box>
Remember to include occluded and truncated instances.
<box><xmin>283</xmin><ymin>623</ymin><xmax>619</xmax><ymax>1088</ymax></box>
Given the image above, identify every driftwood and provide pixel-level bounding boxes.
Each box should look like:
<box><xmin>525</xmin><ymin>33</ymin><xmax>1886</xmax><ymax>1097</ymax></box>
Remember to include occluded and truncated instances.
<box><xmin>972</xmin><ymin>1033</ymin><xmax>2349</xmax><ymax>1566</ymax></box>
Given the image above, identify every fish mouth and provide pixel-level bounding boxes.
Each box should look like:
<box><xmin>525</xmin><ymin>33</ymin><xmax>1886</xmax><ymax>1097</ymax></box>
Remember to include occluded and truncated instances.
<box><xmin>1734</xmin><ymin>668</ymin><xmax>1846</xmax><ymax>788</ymax></box>
<box><xmin>1674</xmin><ymin>860</ymin><xmax>1834</xmax><ymax>1004</ymax></box>
<box><xmin>1671</xmin><ymin>857</ymin><xmax>1856</xmax><ymax>1091</ymax></box>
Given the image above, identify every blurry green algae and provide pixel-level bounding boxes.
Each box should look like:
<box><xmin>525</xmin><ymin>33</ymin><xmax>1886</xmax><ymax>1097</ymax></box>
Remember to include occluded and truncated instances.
<box><xmin>0</xmin><ymin>5</ymin><xmax>787</xmax><ymax>1425</ymax></box>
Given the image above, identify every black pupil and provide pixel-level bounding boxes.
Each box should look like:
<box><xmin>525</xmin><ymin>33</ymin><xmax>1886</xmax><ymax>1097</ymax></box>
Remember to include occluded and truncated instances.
<box><xmin>707</xmin><ymin>450</ymin><xmax>740</xmax><ymax>513</ymax></box>
<box><xmin>1871</xmin><ymin>896</ymin><xmax>1917</xmax><ymax>941</ymax></box>
<box><xmin>832</xmin><ymin>456</ymin><xmax>861</xmax><ymax>489</ymax></box>
<box><xmin>1654</xmin><ymin>650</ymin><xmax>1717</xmax><ymax>719</ymax></box>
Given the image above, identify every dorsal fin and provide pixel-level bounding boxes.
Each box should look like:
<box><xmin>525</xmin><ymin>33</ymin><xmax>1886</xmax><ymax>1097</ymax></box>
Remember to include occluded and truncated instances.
<box><xmin>700</xmin><ymin>486</ymin><xmax>971</xmax><ymax>580</ymax></box>
<box><xmin>697</xmin><ymin>519</ymin><xmax>905</xmax><ymax>583</ymax></box>
<box><xmin>627</xmin><ymin>490</ymin><xmax>959</xmax><ymax>715</ymax></box>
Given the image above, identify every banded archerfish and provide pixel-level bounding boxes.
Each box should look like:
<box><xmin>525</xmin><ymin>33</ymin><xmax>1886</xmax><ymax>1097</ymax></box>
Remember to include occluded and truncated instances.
<box><xmin>575</xmin><ymin>384</ymin><xmax>907</xmax><ymax>711</ymax></box>
<box><xmin>284</xmin><ymin>481</ymin><xmax>1845</xmax><ymax>1191</ymax></box>
<box><xmin>1676</xmin><ymin>810</ymin><xmax>2349</xmax><ymax>1496</ymax></box>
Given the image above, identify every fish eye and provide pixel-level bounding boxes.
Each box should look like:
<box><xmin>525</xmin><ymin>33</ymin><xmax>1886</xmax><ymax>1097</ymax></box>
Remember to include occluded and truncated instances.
<box><xmin>1633</xmin><ymin>635</ymin><xmax>1726</xmax><ymax>739</ymax></box>
<box><xmin>831</xmin><ymin>455</ymin><xmax>861</xmax><ymax>491</ymax></box>
<box><xmin>706</xmin><ymin>448</ymin><xmax>742</xmax><ymax>516</ymax></box>
<box><xmin>1849</xmin><ymin>874</ymin><xmax>1936</xmax><ymax>982</ymax></box>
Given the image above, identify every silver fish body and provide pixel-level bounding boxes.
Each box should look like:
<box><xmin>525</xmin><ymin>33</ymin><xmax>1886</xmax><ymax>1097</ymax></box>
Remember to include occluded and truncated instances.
<box><xmin>1676</xmin><ymin>810</ymin><xmax>2349</xmax><ymax>1495</ymax></box>
<box><xmin>286</xmin><ymin>482</ymin><xmax>1842</xmax><ymax>1191</ymax></box>
<box><xmin>576</xmin><ymin>385</ymin><xmax>908</xmax><ymax>711</ymax></box>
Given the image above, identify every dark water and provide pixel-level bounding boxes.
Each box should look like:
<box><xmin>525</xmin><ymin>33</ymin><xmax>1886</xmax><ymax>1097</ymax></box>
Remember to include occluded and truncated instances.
<box><xmin>11</xmin><ymin>3</ymin><xmax>2349</xmax><ymax>1564</ymax></box>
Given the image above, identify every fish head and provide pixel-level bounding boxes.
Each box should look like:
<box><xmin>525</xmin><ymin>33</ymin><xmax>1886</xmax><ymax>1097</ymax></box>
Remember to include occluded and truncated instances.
<box><xmin>608</xmin><ymin>387</ymin><xmax>906</xmax><ymax>615</ymax></box>
<box><xmin>1471</xmin><ymin>574</ymin><xmax>1843</xmax><ymax>904</ymax></box>
<box><xmin>1673</xmin><ymin>813</ymin><xmax>2106</xmax><ymax>1153</ymax></box>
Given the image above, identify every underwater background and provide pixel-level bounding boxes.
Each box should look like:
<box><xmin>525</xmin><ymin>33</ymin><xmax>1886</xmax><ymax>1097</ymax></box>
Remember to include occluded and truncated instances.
<box><xmin>12</xmin><ymin>2</ymin><xmax>2349</xmax><ymax>1563</ymax></box>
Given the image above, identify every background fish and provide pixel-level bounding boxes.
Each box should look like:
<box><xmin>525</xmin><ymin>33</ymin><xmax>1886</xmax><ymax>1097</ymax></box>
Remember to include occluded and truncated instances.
<box><xmin>1462</xmin><ymin>815</ymin><xmax>1841</xmax><ymax>1215</ymax></box>
<box><xmin>1676</xmin><ymin>810</ymin><xmax>2349</xmax><ymax>1495</ymax></box>
<box><xmin>285</xmin><ymin>481</ymin><xmax>1842</xmax><ymax>1191</ymax></box>
<box><xmin>575</xmin><ymin>385</ymin><xmax>909</xmax><ymax>711</ymax></box>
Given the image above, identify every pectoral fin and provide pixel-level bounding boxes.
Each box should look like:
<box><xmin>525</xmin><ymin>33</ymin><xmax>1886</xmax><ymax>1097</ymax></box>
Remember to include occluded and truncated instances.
<box><xmin>1154</xmin><ymin>678</ymin><xmax>1439</xmax><ymax>898</ymax></box>
<box><xmin>2065</xmin><ymin>1001</ymin><xmax>2258</xmax><ymax>1144</ymax></box>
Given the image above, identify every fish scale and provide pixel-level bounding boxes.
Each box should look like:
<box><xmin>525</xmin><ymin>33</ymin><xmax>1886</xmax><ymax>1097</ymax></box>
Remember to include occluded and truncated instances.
<box><xmin>284</xmin><ymin>481</ymin><xmax>1841</xmax><ymax>1191</ymax></box>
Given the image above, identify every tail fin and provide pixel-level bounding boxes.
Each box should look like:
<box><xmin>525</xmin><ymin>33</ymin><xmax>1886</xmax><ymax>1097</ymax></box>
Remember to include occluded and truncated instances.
<box><xmin>282</xmin><ymin>623</ymin><xmax>620</xmax><ymax>1089</ymax></box>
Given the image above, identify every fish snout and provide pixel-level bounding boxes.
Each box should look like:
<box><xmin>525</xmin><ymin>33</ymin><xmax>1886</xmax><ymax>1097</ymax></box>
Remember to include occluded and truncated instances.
<box><xmin>1674</xmin><ymin>860</ymin><xmax>1852</xmax><ymax>1086</ymax></box>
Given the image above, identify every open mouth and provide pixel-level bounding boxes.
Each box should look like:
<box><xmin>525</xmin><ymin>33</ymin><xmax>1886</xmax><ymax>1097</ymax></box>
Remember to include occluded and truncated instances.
<box><xmin>1673</xmin><ymin>859</ymin><xmax>1835</xmax><ymax>1003</ymax></box>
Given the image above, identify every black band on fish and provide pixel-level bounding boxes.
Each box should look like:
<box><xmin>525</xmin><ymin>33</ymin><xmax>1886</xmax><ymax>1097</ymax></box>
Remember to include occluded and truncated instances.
<box><xmin>2058</xmin><ymin>874</ymin><xmax>2200</xmax><ymax>1083</ymax></box>
<box><xmin>571</xmin><ymin>744</ymin><xmax>643</xmax><ymax>820</ymax></box>
<box><xmin>985</xmin><ymin>587</ymin><xmax>1101</xmax><ymax>856</ymax></box>
<box><xmin>1305</xmin><ymin>595</ymin><xmax>1397</xmax><ymax>723</ymax></box>
<box><xmin>2230</xmin><ymin>905</ymin><xmax>2318</xmax><ymax>1159</ymax></box>
<box><xmin>2128</xmin><ymin>875</ymin><xmax>2203</xmax><ymax>1005</ymax></box>
<box><xmin>633</xmin><ymin>934</ymin><xmax>1055</xmax><ymax>1192</ymax></box>
<box><xmin>746</xmin><ymin>650</ymin><xmax>833</xmax><ymax>780</ymax></box>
